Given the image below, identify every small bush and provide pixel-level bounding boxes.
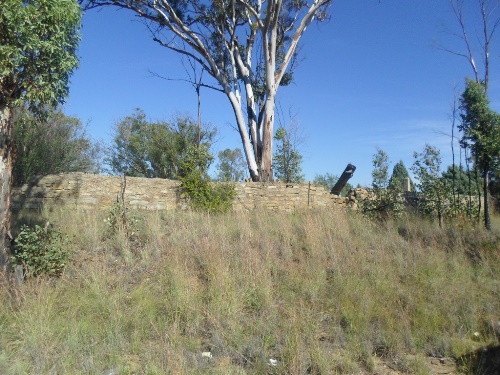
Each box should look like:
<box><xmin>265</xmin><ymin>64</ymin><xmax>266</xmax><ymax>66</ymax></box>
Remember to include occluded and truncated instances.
<box><xmin>180</xmin><ymin>170</ymin><xmax>236</xmax><ymax>213</ymax></box>
<box><xmin>104</xmin><ymin>198</ymin><xmax>142</xmax><ymax>239</ymax></box>
<box><xmin>361</xmin><ymin>187</ymin><xmax>406</xmax><ymax>221</ymax></box>
<box><xmin>13</xmin><ymin>224</ymin><xmax>72</xmax><ymax>277</ymax></box>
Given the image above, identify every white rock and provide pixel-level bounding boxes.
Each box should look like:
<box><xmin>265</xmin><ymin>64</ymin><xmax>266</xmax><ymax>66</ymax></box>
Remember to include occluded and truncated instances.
<box><xmin>201</xmin><ymin>351</ymin><xmax>212</xmax><ymax>358</ymax></box>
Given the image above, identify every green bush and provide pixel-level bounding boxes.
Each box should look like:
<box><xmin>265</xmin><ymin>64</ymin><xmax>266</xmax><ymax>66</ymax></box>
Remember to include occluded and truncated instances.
<box><xmin>13</xmin><ymin>224</ymin><xmax>72</xmax><ymax>277</ymax></box>
<box><xmin>178</xmin><ymin>143</ymin><xmax>236</xmax><ymax>213</ymax></box>
<box><xmin>180</xmin><ymin>170</ymin><xmax>236</xmax><ymax>213</ymax></box>
<box><xmin>361</xmin><ymin>186</ymin><xmax>406</xmax><ymax>221</ymax></box>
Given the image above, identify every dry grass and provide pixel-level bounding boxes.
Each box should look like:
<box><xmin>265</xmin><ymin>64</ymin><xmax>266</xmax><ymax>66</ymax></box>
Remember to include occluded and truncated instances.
<box><xmin>1</xmin><ymin>207</ymin><xmax>499</xmax><ymax>374</ymax></box>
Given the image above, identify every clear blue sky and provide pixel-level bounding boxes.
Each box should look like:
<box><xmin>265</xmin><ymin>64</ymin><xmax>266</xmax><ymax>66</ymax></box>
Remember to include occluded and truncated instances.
<box><xmin>65</xmin><ymin>1</ymin><xmax>500</xmax><ymax>186</ymax></box>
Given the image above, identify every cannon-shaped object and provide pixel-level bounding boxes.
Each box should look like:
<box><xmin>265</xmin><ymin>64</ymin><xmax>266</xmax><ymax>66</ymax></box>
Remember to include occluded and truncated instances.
<box><xmin>330</xmin><ymin>163</ymin><xmax>356</xmax><ymax>196</ymax></box>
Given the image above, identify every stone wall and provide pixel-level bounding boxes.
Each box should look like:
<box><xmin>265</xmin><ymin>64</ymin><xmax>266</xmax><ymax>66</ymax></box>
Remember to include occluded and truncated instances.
<box><xmin>11</xmin><ymin>173</ymin><xmax>352</xmax><ymax>213</ymax></box>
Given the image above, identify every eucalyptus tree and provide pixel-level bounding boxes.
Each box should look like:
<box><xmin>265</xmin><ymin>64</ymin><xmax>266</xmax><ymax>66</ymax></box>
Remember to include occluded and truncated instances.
<box><xmin>459</xmin><ymin>79</ymin><xmax>500</xmax><ymax>230</ymax></box>
<box><xmin>0</xmin><ymin>0</ymin><xmax>81</xmax><ymax>275</ymax></box>
<box><xmin>81</xmin><ymin>0</ymin><xmax>331</xmax><ymax>181</ymax></box>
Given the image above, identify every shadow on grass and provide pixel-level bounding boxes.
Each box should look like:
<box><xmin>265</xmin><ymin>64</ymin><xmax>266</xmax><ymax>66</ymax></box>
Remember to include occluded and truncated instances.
<box><xmin>458</xmin><ymin>345</ymin><xmax>500</xmax><ymax>375</ymax></box>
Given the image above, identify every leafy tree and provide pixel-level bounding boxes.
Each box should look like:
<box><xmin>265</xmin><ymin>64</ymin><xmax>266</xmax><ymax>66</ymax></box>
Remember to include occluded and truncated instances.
<box><xmin>441</xmin><ymin>164</ymin><xmax>480</xmax><ymax>197</ymax></box>
<box><xmin>216</xmin><ymin>148</ymin><xmax>247</xmax><ymax>182</ymax></box>
<box><xmin>388</xmin><ymin>160</ymin><xmax>412</xmax><ymax>192</ymax></box>
<box><xmin>13</xmin><ymin>108</ymin><xmax>101</xmax><ymax>186</ymax></box>
<box><xmin>0</xmin><ymin>0</ymin><xmax>81</xmax><ymax>274</ymax></box>
<box><xmin>108</xmin><ymin>109</ymin><xmax>216</xmax><ymax>179</ymax></box>
<box><xmin>313</xmin><ymin>172</ymin><xmax>352</xmax><ymax>196</ymax></box>
<box><xmin>81</xmin><ymin>0</ymin><xmax>331</xmax><ymax>181</ymax></box>
<box><xmin>362</xmin><ymin>149</ymin><xmax>405</xmax><ymax>220</ymax></box>
<box><xmin>273</xmin><ymin>127</ymin><xmax>304</xmax><ymax>183</ymax></box>
<box><xmin>372</xmin><ymin>148</ymin><xmax>390</xmax><ymax>189</ymax></box>
<box><xmin>459</xmin><ymin>79</ymin><xmax>500</xmax><ymax>230</ymax></box>
<box><xmin>411</xmin><ymin>145</ymin><xmax>452</xmax><ymax>228</ymax></box>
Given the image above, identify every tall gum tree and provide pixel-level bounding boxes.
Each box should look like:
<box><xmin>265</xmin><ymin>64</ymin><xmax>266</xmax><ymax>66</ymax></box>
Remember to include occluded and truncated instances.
<box><xmin>0</xmin><ymin>0</ymin><xmax>81</xmax><ymax>278</ymax></box>
<box><xmin>81</xmin><ymin>0</ymin><xmax>331</xmax><ymax>181</ymax></box>
<box><xmin>440</xmin><ymin>0</ymin><xmax>500</xmax><ymax>228</ymax></box>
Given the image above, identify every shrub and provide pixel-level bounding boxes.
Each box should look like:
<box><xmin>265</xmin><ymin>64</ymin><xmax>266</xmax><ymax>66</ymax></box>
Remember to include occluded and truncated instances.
<box><xmin>180</xmin><ymin>170</ymin><xmax>236</xmax><ymax>213</ymax></box>
<box><xmin>13</xmin><ymin>224</ymin><xmax>72</xmax><ymax>277</ymax></box>
<box><xmin>178</xmin><ymin>143</ymin><xmax>236</xmax><ymax>213</ymax></box>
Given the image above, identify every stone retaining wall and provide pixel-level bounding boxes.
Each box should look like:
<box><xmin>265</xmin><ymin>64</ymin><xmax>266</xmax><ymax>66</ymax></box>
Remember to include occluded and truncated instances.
<box><xmin>11</xmin><ymin>173</ymin><xmax>352</xmax><ymax>212</ymax></box>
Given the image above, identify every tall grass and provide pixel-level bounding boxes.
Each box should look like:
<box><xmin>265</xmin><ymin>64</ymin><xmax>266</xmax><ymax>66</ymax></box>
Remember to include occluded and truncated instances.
<box><xmin>1</xmin><ymin>207</ymin><xmax>499</xmax><ymax>374</ymax></box>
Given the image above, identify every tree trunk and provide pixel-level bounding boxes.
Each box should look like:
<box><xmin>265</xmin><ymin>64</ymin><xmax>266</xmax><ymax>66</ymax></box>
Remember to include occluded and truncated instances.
<box><xmin>0</xmin><ymin>104</ymin><xmax>14</xmax><ymax>282</ymax></box>
<box><xmin>226</xmin><ymin>91</ymin><xmax>260</xmax><ymax>181</ymax></box>
<box><xmin>484</xmin><ymin>169</ymin><xmax>491</xmax><ymax>230</ymax></box>
<box><xmin>259</xmin><ymin>93</ymin><xmax>276</xmax><ymax>182</ymax></box>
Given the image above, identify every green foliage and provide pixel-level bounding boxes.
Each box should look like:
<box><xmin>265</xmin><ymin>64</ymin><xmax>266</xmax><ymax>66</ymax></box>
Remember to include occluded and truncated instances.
<box><xmin>411</xmin><ymin>145</ymin><xmax>455</xmax><ymax>226</ymax></box>
<box><xmin>459</xmin><ymin>79</ymin><xmax>500</xmax><ymax>229</ymax></box>
<box><xmin>372</xmin><ymin>148</ymin><xmax>389</xmax><ymax>189</ymax></box>
<box><xmin>388</xmin><ymin>160</ymin><xmax>412</xmax><ymax>192</ymax></box>
<box><xmin>13</xmin><ymin>224</ymin><xmax>72</xmax><ymax>277</ymax></box>
<box><xmin>441</xmin><ymin>164</ymin><xmax>480</xmax><ymax>196</ymax></box>
<box><xmin>459</xmin><ymin>79</ymin><xmax>500</xmax><ymax>174</ymax></box>
<box><xmin>180</xmin><ymin>170</ymin><xmax>236</xmax><ymax>213</ymax></box>
<box><xmin>273</xmin><ymin>127</ymin><xmax>304</xmax><ymax>183</ymax></box>
<box><xmin>12</xmin><ymin>107</ymin><xmax>101</xmax><ymax>186</ymax></box>
<box><xmin>362</xmin><ymin>149</ymin><xmax>405</xmax><ymax>220</ymax></box>
<box><xmin>179</xmin><ymin>144</ymin><xmax>236</xmax><ymax>213</ymax></box>
<box><xmin>104</xmin><ymin>198</ymin><xmax>142</xmax><ymax>240</ymax></box>
<box><xmin>215</xmin><ymin>148</ymin><xmax>247</xmax><ymax>182</ymax></box>
<box><xmin>313</xmin><ymin>172</ymin><xmax>353</xmax><ymax>196</ymax></box>
<box><xmin>108</xmin><ymin>109</ymin><xmax>216</xmax><ymax>179</ymax></box>
<box><xmin>0</xmin><ymin>0</ymin><xmax>81</xmax><ymax>110</ymax></box>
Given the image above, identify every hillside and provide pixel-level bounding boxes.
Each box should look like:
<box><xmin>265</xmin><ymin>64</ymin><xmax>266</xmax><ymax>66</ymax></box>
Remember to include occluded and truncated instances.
<box><xmin>1</xmin><ymin>208</ymin><xmax>499</xmax><ymax>374</ymax></box>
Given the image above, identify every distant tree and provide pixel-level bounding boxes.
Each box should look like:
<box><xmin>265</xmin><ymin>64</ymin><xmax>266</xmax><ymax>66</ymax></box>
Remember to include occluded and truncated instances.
<box><xmin>273</xmin><ymin>127</ymin><xmax>304</xmax><ymax>183</ymax></box>
<box><xmin>388</xmin><ymin>160</ymin><xmax>413</xmax><ymax>192</ymax></box>
<box><xmin>459</xmin><ymin>79</ymin><xmax>500</xmax><ymax>230</ymax></box>
<box><xmin>313</xmin><ymin>173</ymin><xmax>353</xmax><ymax>196</ymax></box>
<box><xmin>108</xmin><ymin>109</ymin><xmax>216</xmax><ymax>179</ymax></box>
<box><xmin>216</xmin><ymin>148</ymin><xmax>247</xmax><ymax>182</ymax></box>
<box><xmin>372</xmin><ymin>148</ymin><xmax>390</xmax><ymax>189</ymax></box>
<box><xmin>13</xmin><ymin>108</ymin><xmax>101</xmax><ymax>186</ymax></box>
<box><xmin>441</xmin><ymin>164</ymin><xmax>480</xmax><ymax>196</ymax></box>
<box><xmin>411</xmin><ymin>145</ymin><xmax>452</xmax><ymax>228</ymax></box>
<box><xmin>1</xmin><ymin>0</ymin><xmax>81</xmax><ymax>275</ymax></box>
<box><xmin>362</xmin><ymin>149</ymin><xmax>405</xmax><ymax>220</ymax></box>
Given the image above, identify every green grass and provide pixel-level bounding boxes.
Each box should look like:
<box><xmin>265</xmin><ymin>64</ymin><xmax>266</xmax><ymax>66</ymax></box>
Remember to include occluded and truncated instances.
<box><xmin>1</xmin><ymin>207</ymin><xmax>499</xmax><ymax>374</ymax></box>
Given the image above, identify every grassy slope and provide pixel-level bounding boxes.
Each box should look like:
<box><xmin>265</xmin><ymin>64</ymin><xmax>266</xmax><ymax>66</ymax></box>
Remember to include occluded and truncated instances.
<box><xmin>1</xmin><ymin>208</ymin><xmax>499</xmax><ymax>374</ymax></box>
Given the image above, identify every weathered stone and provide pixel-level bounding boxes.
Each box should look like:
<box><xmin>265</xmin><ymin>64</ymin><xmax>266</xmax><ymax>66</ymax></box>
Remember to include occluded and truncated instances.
<box><xmin>11</xmin><ymin>173</ymin><xmax>358</xmax><ymax>213</ymax></box>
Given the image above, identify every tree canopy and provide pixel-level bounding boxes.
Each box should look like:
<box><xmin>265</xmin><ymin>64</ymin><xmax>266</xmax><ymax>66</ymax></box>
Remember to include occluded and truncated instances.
<box><xmin>388</xmin><ymin>160</ymin><xmax>412</xmax><ymax>192</ymax></box>
<box><xmin>1</xmin><ymin>0</ymin><xmax>81</xmax><ymax>111</ymax></box>
<box><xmin>459</xmin><ymin>78</ymin><xmax>500</xmax><ymax>229</ymax></box>
<box><xmin>108</xmin><ymin>109</ymin><xmax>216</xmax><ymax>179</ymax></box>
<box><xmin>216</xmin><ymin>148</ymin><xmax>247</xmax><ymax>182</ymax></box>
<box><xmin>1</xmin><ymin>0</ymin><xmax>81</xmax><ymax>275</ymax></box>
<box><xmin>80</xmin><ymin>0</ymin><xmax>331</xmax><ymax>181</ymax></box>
<box><xmin>13</xmin><ymin>108</ymin><xmax>101</xmax><ymax>186</ymax></box>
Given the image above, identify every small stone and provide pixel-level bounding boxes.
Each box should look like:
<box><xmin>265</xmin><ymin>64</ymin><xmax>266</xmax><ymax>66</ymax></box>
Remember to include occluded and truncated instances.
<box><xmin>201</xmin><ymin>351</ymin><xmax>212</xmax><ymax>358</ymax></box>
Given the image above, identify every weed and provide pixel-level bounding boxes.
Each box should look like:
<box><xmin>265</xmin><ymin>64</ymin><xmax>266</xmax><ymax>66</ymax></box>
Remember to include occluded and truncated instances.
<box><xmin>12</xmin><ymin>223</ymin><xmax>72</xmax><ymax>277</ymax></box>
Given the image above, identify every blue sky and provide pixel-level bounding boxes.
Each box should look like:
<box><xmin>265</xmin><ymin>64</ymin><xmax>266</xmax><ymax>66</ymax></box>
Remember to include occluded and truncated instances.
<box><xmin>65</xmin><ymin>1</ymin><xmax>500</xmax><ymax>186</ymax></box>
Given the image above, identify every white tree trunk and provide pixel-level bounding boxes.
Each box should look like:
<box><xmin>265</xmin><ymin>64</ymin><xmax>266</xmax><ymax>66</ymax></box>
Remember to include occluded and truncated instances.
<box><xmin>226</xmin><ymin>91</ymin><xmax>260</xmax><ymax>180</ymax></box>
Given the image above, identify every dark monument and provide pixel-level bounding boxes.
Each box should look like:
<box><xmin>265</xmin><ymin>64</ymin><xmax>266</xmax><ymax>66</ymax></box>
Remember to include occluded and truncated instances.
<box><xmin>331</xmin><ymin>163</ymin><xmax>356</xmax><ymax>196</ymax></box>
